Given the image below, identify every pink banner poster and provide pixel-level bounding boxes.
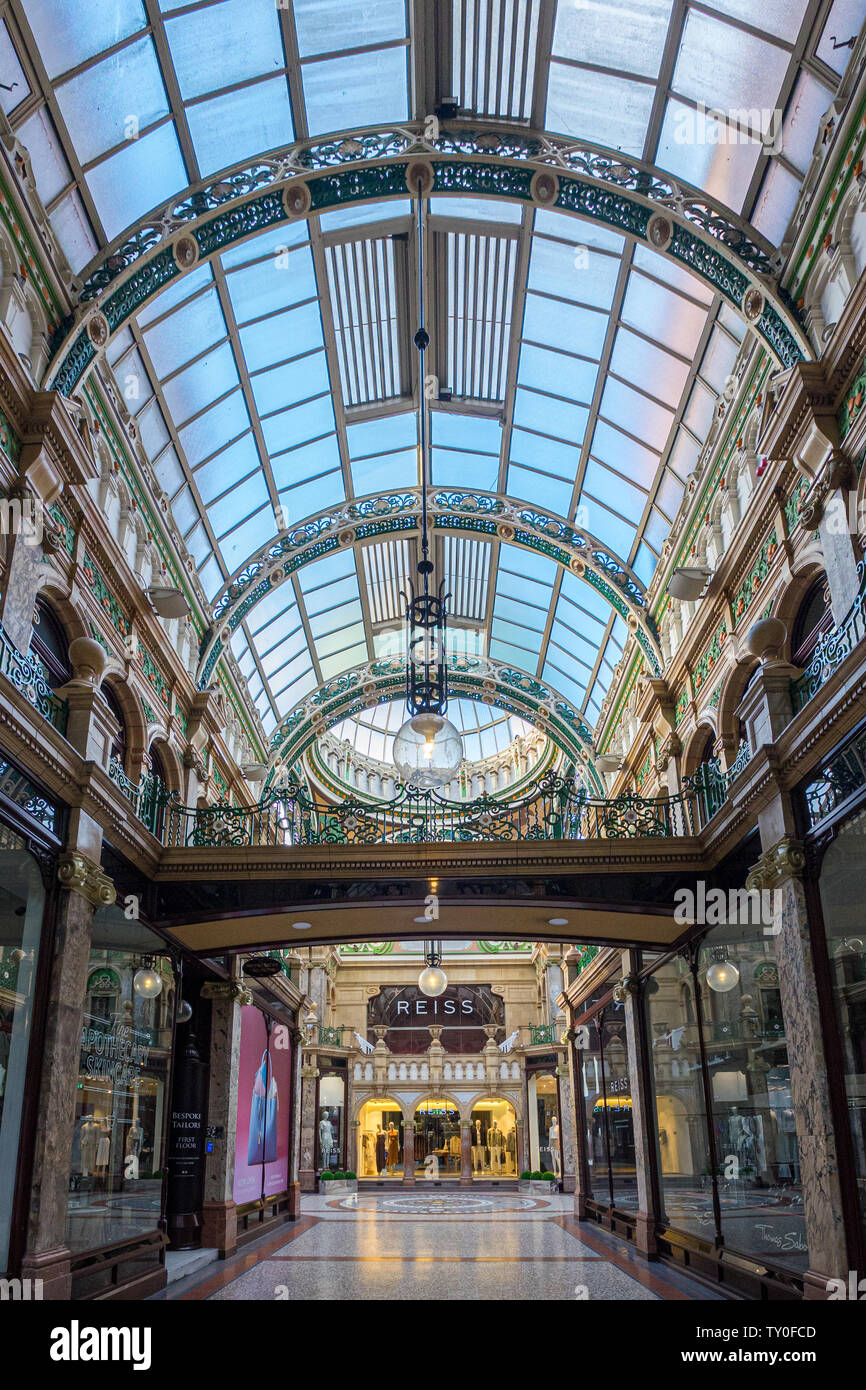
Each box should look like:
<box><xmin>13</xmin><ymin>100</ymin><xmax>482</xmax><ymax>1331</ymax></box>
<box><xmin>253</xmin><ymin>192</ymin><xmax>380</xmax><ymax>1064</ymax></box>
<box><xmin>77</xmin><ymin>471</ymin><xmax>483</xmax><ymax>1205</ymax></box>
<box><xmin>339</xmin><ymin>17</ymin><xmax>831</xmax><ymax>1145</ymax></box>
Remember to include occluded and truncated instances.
<box><xmin>233</xmin><ymin>1006</ymin><xmax>292</xmax><ymax>1204</ymax></box>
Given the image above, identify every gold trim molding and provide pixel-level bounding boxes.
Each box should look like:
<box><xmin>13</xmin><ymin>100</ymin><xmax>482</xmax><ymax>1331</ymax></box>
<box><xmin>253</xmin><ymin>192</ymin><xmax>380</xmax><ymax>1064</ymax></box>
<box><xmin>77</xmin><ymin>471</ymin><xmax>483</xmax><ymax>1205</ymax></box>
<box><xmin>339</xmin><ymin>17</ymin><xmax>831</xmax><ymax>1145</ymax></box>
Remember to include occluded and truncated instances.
<box><xmin>746</xmin><ymin>836</ymin><xmax>805</xmax><ymax>891</ymax></box>
<box><xmin>200</xmin><ymin>980</ymin><xmax>253</xmax><ymax>1007</ymax></box>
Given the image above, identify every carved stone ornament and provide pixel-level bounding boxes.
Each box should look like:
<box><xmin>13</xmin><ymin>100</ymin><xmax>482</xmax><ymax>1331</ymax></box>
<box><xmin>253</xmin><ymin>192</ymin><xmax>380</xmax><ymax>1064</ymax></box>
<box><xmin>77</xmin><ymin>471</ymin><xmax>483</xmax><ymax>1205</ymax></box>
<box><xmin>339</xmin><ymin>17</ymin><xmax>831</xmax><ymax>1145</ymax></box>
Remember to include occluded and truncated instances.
<box><xmin>745</xmin><ymin>836</ymin><xmax>806</xmax><ymax>891</ymax></box>
<box><xmin>530</xmin><ymin>169</ymin><xmax>559</xmax><ymax>206</ymax></box>
<box><xmin>646</xmin><ymin>212</ymin><xmax>674</xmax><ymax>252</ymax></box>
<box><xmin>200</xmin><ymin>980</ymin><xmax>253</xmax><ymax>1007</ymax></box>
<box><xmin>85</xmin><ymin>311</ymin><xmax>110</xmax><ymax>349</ymax></box>
<box><xmin>282</xmin><ymin>181</ymin><xmax>312</xmax><ymax>218</ymax></box>
<box><xmin>741</xmin><ymin>286</ymin><xmax>765</xmax><ymax>323</ymax></box>
<box><xmin>172</xmin><ymin>233</ymin><xmax>200</xmax><ymax>271</ymax></box>
<box><xmin>57</xmin><ymin>851</ymin><xmax>116</xmax><ymax>907</ymax></box>
<box><xmin>405</xmin><ymin>159</ymin><xmax>434</xmax><ymax>197</ymax></box>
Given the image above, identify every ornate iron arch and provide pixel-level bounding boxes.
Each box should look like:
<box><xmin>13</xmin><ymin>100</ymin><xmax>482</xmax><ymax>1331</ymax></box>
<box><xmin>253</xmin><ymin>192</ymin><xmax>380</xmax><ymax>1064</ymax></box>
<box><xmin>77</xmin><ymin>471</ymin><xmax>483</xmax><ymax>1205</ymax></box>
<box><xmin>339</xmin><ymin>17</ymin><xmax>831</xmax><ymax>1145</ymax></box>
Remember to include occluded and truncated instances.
<box><xmin>45</xmin><ymin>121</ymin><xmax>810</xmax><ymax>397</ymax></box>
<box><xmin>265</xmin><ymin>653</ymin><xmax>607</xmax><ymax>796</ymax></box>
<box><xmin>197</xmin><ymin>487</ymin><xmax>663</xmax><ymax>690</ymax></box>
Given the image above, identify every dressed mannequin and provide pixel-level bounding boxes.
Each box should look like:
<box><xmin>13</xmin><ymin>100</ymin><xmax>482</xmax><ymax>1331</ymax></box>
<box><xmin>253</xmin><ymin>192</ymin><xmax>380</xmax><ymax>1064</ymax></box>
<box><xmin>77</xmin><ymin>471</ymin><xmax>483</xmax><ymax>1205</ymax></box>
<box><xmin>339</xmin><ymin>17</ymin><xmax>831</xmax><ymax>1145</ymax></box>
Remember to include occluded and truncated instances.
<box><xmin>548</xmin><ymin>1118</ymin><xmax>561</xmax><ymax>1178</ymax></box>
<box><xmin>375</xmin><ymin>1125</ymin><xmax>386</xmax><ymax>1173</ymax></box>
<box><xmin>319</xmin><ymin>1109</ymin><xmax>335</xmax><ymax>1169</ymax></box>
<box><xmin>488</xmin><ymin>1121</ymin><xmax>504</xmax><ymax>1173</ymax></box>
<box><xmin>505</xmin><ymin>1124</ymin><xmax>517</xmax><ymax>1173</ymax></box>
<box><xmin>95</xmin><ymin>1121</ymin><xmax>111</xmax><ymax>1174</ymax></box>
<box><xmin>471</xmin><ymin>1117</ymin><xmax>485</xmax><ymax>1172</ymax></box>
<box><xmin>125</xmin><ymin>1119</ymin><xmax>144</xmax><ymax>1159</ymax></box>
<box><xmin>386</xmin><ymin>1121</ymin><xmax>399</xmax><ymax>1174</ymax></box>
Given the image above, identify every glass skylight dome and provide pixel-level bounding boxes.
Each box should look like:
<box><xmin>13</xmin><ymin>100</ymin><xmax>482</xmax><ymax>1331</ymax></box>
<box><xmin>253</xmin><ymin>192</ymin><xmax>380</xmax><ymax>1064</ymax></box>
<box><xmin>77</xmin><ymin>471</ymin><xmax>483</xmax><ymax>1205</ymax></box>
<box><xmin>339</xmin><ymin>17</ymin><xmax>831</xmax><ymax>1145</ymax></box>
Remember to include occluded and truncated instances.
<box><xmin>330</xmin><ymin>699</ymin><xmax>536</xmax><ymax>766</ymax></box>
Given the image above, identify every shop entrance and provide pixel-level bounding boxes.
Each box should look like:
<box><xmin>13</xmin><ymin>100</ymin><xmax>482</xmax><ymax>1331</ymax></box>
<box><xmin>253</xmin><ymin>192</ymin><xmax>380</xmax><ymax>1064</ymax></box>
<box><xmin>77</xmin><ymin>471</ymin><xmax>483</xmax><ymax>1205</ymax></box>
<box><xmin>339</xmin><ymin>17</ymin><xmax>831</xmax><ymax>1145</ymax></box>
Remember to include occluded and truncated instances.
<box><xmin>414</xmin><ymin>1099</ymin><xmax>461</xmax><ymax>1178</ymax></box>
<box><xmin>469</xmin><ymin>1097</ymin><xmax>518</xmax><ymax>1178</ymax></box>
<box><xmin>357</xmin><ymin>1100</ymin><xmax>403</xmax><ymax>1178</ymax></box>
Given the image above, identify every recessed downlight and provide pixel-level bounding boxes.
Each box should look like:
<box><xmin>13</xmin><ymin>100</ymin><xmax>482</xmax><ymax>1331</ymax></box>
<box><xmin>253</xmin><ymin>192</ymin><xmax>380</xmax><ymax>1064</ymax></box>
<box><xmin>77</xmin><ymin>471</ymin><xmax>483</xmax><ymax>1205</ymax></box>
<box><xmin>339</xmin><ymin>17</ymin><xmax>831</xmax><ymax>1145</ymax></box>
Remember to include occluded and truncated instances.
<box><xmin>548</xmin><ymin>917</ymin><xmax>569</xmax><ymax>927</ymax></box>
<box><xmin>292</xmin><ymin>921</ymin><xmax>312</xmax><ymax>931</ymax></box>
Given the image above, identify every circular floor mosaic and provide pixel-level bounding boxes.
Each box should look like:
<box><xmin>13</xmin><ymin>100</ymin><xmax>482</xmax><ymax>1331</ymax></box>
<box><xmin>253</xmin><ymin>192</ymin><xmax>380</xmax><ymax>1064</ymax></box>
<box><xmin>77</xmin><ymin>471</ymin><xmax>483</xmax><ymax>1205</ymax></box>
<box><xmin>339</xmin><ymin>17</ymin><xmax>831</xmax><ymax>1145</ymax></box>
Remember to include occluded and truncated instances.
<box><xmin>335</xmin><ymin>1193</ymin><xmax>544</xmax><ymax>1214</ymax></box>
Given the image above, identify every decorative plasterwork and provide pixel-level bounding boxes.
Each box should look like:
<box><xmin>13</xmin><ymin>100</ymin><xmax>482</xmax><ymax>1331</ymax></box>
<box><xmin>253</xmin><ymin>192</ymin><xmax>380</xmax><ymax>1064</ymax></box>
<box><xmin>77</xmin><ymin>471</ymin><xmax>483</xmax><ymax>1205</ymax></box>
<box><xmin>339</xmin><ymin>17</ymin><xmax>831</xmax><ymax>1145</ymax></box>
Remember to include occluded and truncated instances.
<box><xmin>745</xmin><ymin>837</ymin><xmax>806</xmax><ymax>890</ymax></box>
<box><xmin>197</xmin><ymin>488</ymin><xmax>661</xmax><ymax>689</ymax></box>
<box><xmin>44</xmin><ymin>123</ymin><xmax>809</xmax><ymax>400</ymax></box>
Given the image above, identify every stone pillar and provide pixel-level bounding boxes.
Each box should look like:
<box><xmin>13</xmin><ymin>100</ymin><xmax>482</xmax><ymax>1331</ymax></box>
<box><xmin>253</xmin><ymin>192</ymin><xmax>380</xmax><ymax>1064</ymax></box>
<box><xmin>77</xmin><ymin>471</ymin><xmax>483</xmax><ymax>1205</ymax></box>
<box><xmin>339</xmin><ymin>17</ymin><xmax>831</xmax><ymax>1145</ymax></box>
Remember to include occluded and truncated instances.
<box><xmin>737</xmin><ymin>619</ymin><xmax>799</xmax><ymax>751</ymax></box>
<box><xmin>621</xmin><ymin>950</ymin><xmax>658</xmax><ymax>1257</ymax></box>
<box><xmin>299</xmin><ymin>1053</ymin><xmax>319</xmax><ymax>1191</ymax></box>
<box><xmin>0</xmin><ymin>492</ymin><xmax>52</xmax><ymax>653</ymax></box>
<box><xmin>402</xmin><ymin>1120</ymin><xmax>415</xmax><ymax>1185</ymax></box>
<box><xmin>747</xmin><ymin>834</ymin><xmax>850</xmax><ymax>1296</ymax></box>
<box><xmin>288</xmin><ymin>1027</ymin><xmax>303</xmax><ymax>1218</ymax></box>
<box><xmin>20</xmin><ymin>852</ymin><xmax>114</xmax><ymax>1298</ymax></box>
<box><xmin>556</xmin><ymin>1053</ymin><xmax>577</xmax><ymax>1195</ymax></box>
<box><xmin>566</xmin><ymin>1019</ymin><xmax>590</xmax><ymax>1220</ymax></box>
<box><xmin>459</xmin><ymin>1122</ymin><xmax>472</xmax><ymax>1186</ymax></box>
<box><xmin>199</xmin><ymin>979</ymin><xmax>251</xmax><ymax>1254</ymax></box>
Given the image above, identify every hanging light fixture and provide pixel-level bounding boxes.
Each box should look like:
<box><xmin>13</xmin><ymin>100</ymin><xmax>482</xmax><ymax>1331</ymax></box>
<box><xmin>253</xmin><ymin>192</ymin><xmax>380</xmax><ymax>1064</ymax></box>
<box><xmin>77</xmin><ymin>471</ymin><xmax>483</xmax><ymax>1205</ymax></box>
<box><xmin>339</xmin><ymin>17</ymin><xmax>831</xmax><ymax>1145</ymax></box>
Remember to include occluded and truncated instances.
<box><xmin>418</xmin><ymin>939</ymin><xmax>447</xmax><ymax>997</ymax></box>
<box><xmin>393</xmin><ymin>173</ymin><xmax>462</xmax><ymax>791</ymax></box>
<box><xmin>705</xmin><ymin>958</ymin><xmax>740</xmax><ymax>993</ymax></box>
<box><xmin>133</xmin><ymin>955</ymin><xmax>163</xmax><ymax>999</ymax></box>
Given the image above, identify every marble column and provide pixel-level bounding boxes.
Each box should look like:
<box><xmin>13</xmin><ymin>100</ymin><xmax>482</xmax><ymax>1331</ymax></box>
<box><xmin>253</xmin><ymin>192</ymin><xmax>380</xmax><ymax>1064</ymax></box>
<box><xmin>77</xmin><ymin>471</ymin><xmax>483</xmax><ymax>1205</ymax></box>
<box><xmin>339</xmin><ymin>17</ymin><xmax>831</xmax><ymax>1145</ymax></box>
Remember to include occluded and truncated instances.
<box><xmin>402</xmin><ymin>1120</ymin><xmax>415</xmax><ymax>1185</ymax></box>
<box><xmin>621</xmin><ymin>949</ymin><xmax>658</xmax><ymax>1257</ymax></box>
<box><xmin>288</xmin><ymin>1028</ymin><xmax>303</xmax><ymax>1217</ymax></box>
<box><xmin>0</xmin><ymin>515</ymin><xmax>48</xmax><ymax>653</ymax></box>
<box><xmin>460</xmin><ymin>1123</ymin><xmax>473</xmax><ymax>1186</ymax></box>
<box><xmin>20</xmin><ymin>856</ymin><xmax>114</xmax><ymax>1298</ymax></box>
<box><xmin>556</xmin><ymin>1056</ymin><xmax>578</xmax><ymax>1194</ymax></box>
<box><xmin>299</xmin><ymin>1054</ymin><xmax>319</xmax><ymax>1191</ymax></box>
<box><xmin>747</xmin><ymin>835</ymin><xmax>850</xmax><ymax>1296</ymax></box>
<box><xmin>567</xmin><ymin>1022</ymin><xmax>591</xmax><ymax>1220</ymax></box>
<box><xmin>200</xmin><ymin>980</ymin><xmax>250</xmax><ymax>1253</ymax></box>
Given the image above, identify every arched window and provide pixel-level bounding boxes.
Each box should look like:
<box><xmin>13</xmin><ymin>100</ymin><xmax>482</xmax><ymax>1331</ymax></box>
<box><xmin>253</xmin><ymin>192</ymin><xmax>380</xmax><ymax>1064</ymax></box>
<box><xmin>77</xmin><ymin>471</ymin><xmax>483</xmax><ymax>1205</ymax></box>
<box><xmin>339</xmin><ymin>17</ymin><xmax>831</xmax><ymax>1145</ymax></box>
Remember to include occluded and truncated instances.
<box><xmin>791</xmin><ymin>578</ymin><xmax>832</xmax><ymax>667</ymax></box>
<box><xmin>101</xmin><ymin>682</ymin><xmax>128</xmax><ymax>771</ymax></box>
<box><xmin>30</xmin><ymin>598</ymin><xmax>71</xmax><ymax>690</ymax></box>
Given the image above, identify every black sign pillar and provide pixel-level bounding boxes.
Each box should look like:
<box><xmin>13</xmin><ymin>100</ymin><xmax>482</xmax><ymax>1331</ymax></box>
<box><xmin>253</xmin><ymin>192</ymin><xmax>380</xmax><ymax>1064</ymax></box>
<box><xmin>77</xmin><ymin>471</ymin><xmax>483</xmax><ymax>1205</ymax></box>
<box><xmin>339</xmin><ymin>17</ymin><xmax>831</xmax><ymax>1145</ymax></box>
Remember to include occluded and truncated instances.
<box><xmin>166</xmin><ymin>1030</ymin><xmax>207</xmax><ymax>1250</ymax></box>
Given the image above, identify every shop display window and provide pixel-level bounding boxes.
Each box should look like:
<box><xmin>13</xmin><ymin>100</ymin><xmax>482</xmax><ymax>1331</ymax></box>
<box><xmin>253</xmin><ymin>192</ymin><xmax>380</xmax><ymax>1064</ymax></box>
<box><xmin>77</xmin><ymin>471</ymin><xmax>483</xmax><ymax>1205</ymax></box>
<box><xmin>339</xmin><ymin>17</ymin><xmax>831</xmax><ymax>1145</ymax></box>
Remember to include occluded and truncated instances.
<box><xmin>317</xmin><ymin>1074</ymin><xmax>344</xmax><ymax>1172</ymax></box>
<box><xmin>233</xmin><ymin>1005</ymin><xmax>293</xmax><ymax>1205</ymax></box>
<box><xmin>647</xmin><ymin>916</ymin><xmax>806</xmax><ymax>1270</ymax></box>
<box><xmin>358</xmin><ymin>1100</ymin><xmax>403</xmax><ymax>1177</ymax></box>
<box><xmin>578</xmin><ymin>1012</ymin><xmax>637</xmax><ymax>1207</ymax></box>
<box><xmin>414</xmin><ymin>1098</ymin><xmax>461</xmax><ymax>1178</ymax></box>
<box><xmin>469</xmin><ymin>1097</ymin><xmax>517</xmax><ymax>1177</ymax></box>
<box><xmin>0</xmin><ymin>833</ymin><xmax>46</xmax><ymax>1271</ymax></box>
<box><xmin>818</xmin><ymin>815</ymin><xmax>866</xmax><ymax>1250</ymax></box>
<box><xmin>66</xmin><ymin>908</ymin><xmax>175</xmax><ymax>1254</ymax></box>
<box><xmin>528</xmin><ymin>1072</ymin><xmax>560</xmax><ymax>1176</ymax></box>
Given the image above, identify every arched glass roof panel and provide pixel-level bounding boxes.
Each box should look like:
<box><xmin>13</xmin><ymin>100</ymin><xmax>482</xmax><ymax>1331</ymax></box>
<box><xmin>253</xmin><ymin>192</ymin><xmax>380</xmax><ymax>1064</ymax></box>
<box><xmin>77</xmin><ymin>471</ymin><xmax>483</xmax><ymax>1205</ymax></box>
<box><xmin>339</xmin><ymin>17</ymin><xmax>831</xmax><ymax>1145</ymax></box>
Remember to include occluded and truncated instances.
<box><xmin>5</xmin><ymin>0</ymin><xmax>861</xmax><ymax>744</ymax></box>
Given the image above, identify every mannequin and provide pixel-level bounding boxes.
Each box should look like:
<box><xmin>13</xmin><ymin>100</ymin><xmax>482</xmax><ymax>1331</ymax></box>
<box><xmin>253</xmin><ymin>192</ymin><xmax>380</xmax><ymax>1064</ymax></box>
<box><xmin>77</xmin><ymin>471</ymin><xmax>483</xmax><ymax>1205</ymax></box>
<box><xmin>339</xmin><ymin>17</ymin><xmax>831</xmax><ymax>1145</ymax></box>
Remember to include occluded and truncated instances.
<box><xmin>548</xmin><ymin>1118</ymin><xmax>561</xmax><ymax>1178</ymax></box>
<box><xmin>375</xmin><ymin>1125</ymin><xmax>386</xmax><ymax>1174</ymax></box>
<box><xmin>386</xmin><ymin>1121</ymin><xmax>399</xmax><ymax>1174</ymax></box>
<box><xmin>319</xmin><ymin>1109</ymin><xmax>335</xmax><ymax>1169</ymax></box>
<box><xmin>79</xmin><ymin>1112</ymin><xmax>100</xmax><ymax>1177</ymax></box>
<box><xmin>488</xmin><ymin>1121</ymin><xmax>504</xmax><ymax>1173</ymax></box>
<box><xmin>471</xmin><ymin>1116</ymin><xmax>485</xmax><ymax>1173</ymax></box>
<box><xmin>125</xmin><ymin>1119</ymin><xmax>144</xmax><ymax>1159</ymax></box>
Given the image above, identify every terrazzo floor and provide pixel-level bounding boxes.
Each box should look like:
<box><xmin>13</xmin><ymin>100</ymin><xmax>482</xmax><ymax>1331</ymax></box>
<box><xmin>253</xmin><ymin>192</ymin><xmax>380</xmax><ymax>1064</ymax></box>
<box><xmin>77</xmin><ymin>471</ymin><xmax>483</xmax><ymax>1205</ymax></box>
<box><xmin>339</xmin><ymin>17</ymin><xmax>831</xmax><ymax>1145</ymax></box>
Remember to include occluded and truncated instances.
<box><xmin>158</xmin><ymin>1192</ymin><xmax>721</xmax><ymax>1301</ymax></box>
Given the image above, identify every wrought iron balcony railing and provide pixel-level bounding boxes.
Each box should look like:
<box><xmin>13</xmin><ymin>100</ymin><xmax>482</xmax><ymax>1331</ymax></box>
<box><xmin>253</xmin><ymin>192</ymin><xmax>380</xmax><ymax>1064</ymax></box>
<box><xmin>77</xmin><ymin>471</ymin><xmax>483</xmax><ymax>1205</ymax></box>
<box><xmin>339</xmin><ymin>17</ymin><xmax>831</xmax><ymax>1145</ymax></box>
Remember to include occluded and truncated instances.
<box><xmin>108</xmin><ymin>759</ymin><xmax>176</xmax><ymax>837</ymax></box>
<box><xmin>791</xmin><ymin>558</ymin><xmax>866</xmax><ymax>713</ymax></box>
<box><xmin>154</xmin><ymin>765</ymin><xmax>729</xmax><ymax>850</ymax></box>
<box><xmin>0</xmin><ymin>618</ymin><xmax>68</xmax><ymax>734</ymax></box>
<box><xmin>318</xmin><ymin>1025</ymin><xmax>344</xmax><ymax>1047</ymax></box>
<box><xmin>527</xmin><ymin>1023</ymin><xmax>557</xmax><ymax>1046</ymax></box>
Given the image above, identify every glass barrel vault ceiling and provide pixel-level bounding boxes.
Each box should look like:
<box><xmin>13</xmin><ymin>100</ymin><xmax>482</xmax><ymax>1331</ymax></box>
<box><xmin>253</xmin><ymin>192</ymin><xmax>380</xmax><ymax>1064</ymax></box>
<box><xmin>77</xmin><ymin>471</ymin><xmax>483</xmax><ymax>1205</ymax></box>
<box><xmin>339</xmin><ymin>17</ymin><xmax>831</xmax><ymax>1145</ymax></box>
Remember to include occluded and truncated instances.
<box><xmin>2</xmin><ymin>0</ymin><xmax>862</xmax><ymax>741</ymax></box>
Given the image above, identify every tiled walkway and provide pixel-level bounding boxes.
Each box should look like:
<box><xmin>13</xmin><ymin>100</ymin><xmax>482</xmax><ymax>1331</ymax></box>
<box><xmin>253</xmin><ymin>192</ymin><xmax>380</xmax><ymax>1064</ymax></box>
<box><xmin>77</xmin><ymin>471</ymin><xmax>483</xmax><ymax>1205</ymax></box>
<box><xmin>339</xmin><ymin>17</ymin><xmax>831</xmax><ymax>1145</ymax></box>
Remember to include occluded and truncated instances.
<box><xmin>158</xmin><ymin>1193</ymin><xmax>720</xmax><ymax>1301</ymax></box>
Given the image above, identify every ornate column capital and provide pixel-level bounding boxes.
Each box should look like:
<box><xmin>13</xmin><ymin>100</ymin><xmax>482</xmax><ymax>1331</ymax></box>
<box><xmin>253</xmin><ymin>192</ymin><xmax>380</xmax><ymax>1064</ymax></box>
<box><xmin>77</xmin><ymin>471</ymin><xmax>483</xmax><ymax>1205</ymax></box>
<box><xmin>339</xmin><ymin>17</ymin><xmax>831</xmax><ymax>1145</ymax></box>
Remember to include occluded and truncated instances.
<box><xmin>200</xmin><ymin>980</ymin><xmax>253</xmax><ymax>1006</ymax></box>
<box><xmin>746</xmin><ymin>836</ymin><xmax>805</xmax><ymax>891</ymax></box>
<box><xmin>56</xmin><ymin>851</ymin><xmax>115</xmax><ymax>907</ymax></box>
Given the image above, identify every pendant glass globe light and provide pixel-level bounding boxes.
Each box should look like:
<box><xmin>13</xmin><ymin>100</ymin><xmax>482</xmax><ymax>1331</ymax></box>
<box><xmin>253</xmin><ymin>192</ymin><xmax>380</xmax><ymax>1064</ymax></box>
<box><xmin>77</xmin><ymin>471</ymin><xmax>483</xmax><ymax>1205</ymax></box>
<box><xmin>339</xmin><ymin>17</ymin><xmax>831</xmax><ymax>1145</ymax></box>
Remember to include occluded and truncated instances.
<box><xmin>394</xmin><ymin>711</ymin><xmax>462</xmax><ymax>790</ymax></box>
<box><xmin>418</xmin><ymin>940</ymin><xmax>447</xmax><ymax>997</ymax></box>
<box><xmin>705</xmin><ymin>959</ymin><xmax>740</xmax><ymax>993</ymax></box>
<box><xmin>133</xmin><ymin>960</ymin><xmax>163</xmax><ymax>998</ymax></box>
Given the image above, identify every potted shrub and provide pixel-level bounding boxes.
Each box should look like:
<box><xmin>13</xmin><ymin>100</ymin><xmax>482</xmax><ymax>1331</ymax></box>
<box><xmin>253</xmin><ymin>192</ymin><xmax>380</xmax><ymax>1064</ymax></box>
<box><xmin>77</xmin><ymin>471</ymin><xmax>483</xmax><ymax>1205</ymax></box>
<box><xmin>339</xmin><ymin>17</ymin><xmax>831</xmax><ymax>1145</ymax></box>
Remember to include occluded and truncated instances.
<box><xmin>319</xmin><ymin>1169</ymin><xmax>358</xmax><ymax>1194</ymax></box>
<box><xmin>518</xmin><ymin>1169</ymin><xmax>558</xmax><ymax>1196</ymax></box>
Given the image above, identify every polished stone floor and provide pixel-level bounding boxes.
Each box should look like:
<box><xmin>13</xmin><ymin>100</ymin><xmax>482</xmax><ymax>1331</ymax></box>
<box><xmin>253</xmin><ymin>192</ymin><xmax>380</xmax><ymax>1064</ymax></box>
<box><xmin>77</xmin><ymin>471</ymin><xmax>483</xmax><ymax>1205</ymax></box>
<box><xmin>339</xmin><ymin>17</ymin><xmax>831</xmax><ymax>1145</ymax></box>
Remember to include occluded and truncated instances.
<box><xmin>159</xmin><ymin>1192</ymin><xmax>720</xmax><ymax>1301</ymax></box>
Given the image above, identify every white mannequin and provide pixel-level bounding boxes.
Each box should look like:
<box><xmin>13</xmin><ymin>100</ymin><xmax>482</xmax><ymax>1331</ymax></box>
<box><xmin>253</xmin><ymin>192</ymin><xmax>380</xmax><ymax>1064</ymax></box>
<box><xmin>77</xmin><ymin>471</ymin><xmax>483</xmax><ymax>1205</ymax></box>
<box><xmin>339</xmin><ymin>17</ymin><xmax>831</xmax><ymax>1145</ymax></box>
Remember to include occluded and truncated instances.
<box><xmin>548</xmin><ymin>1118</ymin><xmax>561</xmax><ymax>1178</ymax></box>
<box><xmin>319</xmin><ymin>1111</ymin><xmax>334</xmax><ymax>1167</ymax></box>
<box><xmin>471</xmin><ymin>1117</ymin><xmax>484</xmax><ymax>1172</ymax></box>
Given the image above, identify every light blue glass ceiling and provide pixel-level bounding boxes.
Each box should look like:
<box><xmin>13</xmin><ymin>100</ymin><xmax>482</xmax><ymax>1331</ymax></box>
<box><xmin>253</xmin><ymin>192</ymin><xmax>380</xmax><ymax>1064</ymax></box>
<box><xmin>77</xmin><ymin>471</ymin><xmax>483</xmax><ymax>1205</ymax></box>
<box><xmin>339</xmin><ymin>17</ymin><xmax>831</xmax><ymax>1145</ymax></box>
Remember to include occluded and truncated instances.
<box><xmin>4</xmin><ymin>0</ymin><xmax>859</xmax><ymax>741</ymax></box>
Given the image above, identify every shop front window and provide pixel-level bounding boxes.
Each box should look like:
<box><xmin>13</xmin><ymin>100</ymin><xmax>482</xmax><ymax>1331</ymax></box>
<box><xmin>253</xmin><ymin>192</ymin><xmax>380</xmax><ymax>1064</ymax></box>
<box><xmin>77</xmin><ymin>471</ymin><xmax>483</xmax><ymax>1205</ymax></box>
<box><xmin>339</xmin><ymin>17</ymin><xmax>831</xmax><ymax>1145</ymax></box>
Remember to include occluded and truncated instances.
<box><xmin>233</xmin><ymin>1006</ymin><xmax>293</xmax><ymax>1206</ymax></box>
<box><xmin>578</xmin><ymin>1011</ymin><xmax>637</xmax><ymax>1207</ymax></box>
<box><xmin>414</xmin><ymin>1098</ymin><xmax>461</xmax><ymax>1178</ymax></box>
<box><xmin>357</xmin><ymin>1100</ymin><xmax>403</xmax><ymax>1177</ymax></box>
<box><xmin>66</xmin><ymin>909</ymin><xmax>175</xmax><ymax>1254</ymax></box>
<box><xmin>818</xmin><ymin>815</ymin><xmax>866</xmax><ymax>1251</ymax></box>
<box><xmin>528</xmin><ymin>1073</ymin><xmax>559</xmax><ymax>1175</ymax></box>
<box><xmin>0</xmin><ymin>834</ymin><xmax>45</xmax><ymax>1271</ymax></box>
<box><xmin>647</xmin><ymin>915</ymin><xmax>806</xmax><ymax>1270</ymax></box>
<box><xmin>469</xmin><ymin>1097</ymin><xmax>518</xmax><ymax>1177</ymax></box>
<box><xmin>317</xmin><ymin>1074</ymin><xmax>344</xmax><ymax>1172</ymax></box>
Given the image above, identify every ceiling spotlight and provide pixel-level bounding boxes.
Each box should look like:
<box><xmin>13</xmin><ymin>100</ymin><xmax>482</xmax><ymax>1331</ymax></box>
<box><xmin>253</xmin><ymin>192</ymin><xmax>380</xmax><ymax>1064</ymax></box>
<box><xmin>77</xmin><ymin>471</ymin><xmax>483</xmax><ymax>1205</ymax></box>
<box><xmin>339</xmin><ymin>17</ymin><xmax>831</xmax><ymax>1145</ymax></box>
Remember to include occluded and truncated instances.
<box><xmin>548</xmin><ymin>917</ymin><xmax>569</xmax><ymax>927</ymax></box>
<box><xmin>292</xmin><ymin>921</ymin><xmax>312</xmax><ymax>931</ymax></box>
<box><xmin>666</xmin><ymin>566</ymin><xmax>713</xmax><ymax>601</ymax></box>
